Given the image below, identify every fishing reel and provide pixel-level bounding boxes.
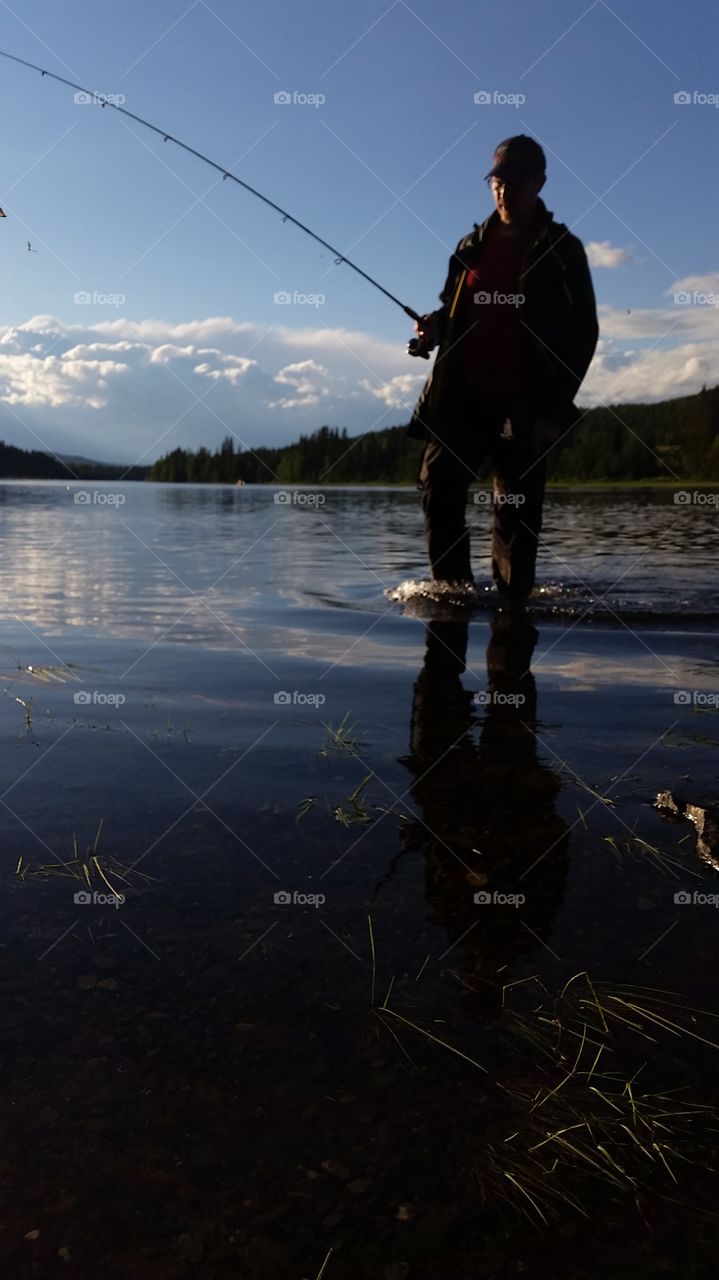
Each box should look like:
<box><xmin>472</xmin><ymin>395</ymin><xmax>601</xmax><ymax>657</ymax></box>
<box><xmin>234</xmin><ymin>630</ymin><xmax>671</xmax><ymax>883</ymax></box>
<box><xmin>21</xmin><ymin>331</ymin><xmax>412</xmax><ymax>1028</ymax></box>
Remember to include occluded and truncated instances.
<box><xmin>406</xmin><ymin>310</ymin><xmax>438</xmax><ymax>359</ymax></box>
<box><xmin>407</xmin><ymin>335</ymin><xmax>432</xmax><ymax>359</ymax></box>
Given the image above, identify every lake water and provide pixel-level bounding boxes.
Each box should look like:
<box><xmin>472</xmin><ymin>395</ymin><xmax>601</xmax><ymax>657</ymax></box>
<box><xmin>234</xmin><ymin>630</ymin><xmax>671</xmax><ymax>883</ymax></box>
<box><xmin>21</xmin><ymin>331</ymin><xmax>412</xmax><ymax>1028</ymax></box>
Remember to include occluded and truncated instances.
<box><xmin>1</xmin><ymin>480</ymin><xmax>719</xmax><ymax>1278</ymax></box>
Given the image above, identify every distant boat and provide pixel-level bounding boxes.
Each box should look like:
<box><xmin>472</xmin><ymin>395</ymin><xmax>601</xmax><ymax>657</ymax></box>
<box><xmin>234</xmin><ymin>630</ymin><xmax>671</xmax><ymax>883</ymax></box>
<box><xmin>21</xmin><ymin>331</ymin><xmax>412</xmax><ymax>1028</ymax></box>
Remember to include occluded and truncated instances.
<box><xmin>235</xmin><ymin>478</ymin><xmax>246</xmax><ymax>485</ymax></box>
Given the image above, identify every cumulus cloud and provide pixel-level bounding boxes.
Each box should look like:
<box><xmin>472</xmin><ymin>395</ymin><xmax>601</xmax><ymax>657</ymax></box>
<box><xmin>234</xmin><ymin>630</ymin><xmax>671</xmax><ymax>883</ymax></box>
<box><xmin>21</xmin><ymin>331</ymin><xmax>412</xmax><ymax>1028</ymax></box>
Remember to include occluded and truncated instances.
<box><xmin>0</xmin><ymin>315</ymin><xmax>412</xmax><ymax>461</ymax></box>
<box><xmin>667</xmin><ymin>272</ymin><xmax>719</xmax><ymax>297</ymax></box>
<box><xmin>0</xmin><ymin>349</ymin><xmax>130</xmax><ymax>408</ymax></box>
<box><xmin>269</xmin><ymin>359</ymin><xmax>336</xmax><ymax>409</ymax></box>
<box><xmin>360</xmin><ymin>372</ymin><xmax>427</xmax><ymax>409</ymax></box>
<box><xmin>0</xmin><ymin>295</ymin><xmax>717</xmax><ymax>463</ymax></box>
<box><xmin>586</xmin><ymin>241</ymin><xmax>634</xmax><ymax>268</ymax></box>
<box><xmin>579</xmin><ymin>335</ymin><xmax>719</xmax><ymax>406</ymax></box>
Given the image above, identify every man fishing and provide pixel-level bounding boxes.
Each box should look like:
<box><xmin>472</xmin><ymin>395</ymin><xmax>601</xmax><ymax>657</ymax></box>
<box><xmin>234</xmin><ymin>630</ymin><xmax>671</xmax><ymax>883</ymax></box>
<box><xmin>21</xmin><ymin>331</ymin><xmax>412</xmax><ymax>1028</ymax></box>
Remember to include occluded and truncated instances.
<box><xmin>407</xmin><ymin>134</ymin><xmax>599</xmax><ymax>603</ymax></box>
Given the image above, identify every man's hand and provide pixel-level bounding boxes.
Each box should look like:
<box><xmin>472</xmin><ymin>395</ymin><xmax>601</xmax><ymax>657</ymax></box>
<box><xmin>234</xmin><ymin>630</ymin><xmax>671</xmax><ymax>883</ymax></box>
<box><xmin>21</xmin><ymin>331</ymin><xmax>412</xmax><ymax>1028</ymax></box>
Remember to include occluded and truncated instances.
<box><xmin>414</xmin><ymin>312</ymin><xmax>440</xmax><ymax>350</ymax></box>
<box><xmin>532</xmin><ymin>417</ymin><xmax>562</xmax><ymax>453</ymax></box>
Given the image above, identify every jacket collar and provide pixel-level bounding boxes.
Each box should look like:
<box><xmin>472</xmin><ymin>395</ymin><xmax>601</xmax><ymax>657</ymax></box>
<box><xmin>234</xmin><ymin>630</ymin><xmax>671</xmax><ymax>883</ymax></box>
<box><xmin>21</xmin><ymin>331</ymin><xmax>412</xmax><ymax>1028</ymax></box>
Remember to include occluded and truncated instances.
<box><xmin>470</xmin><ymin>196</ymin><xmax>554</xmax><ymax>248</ymax></box>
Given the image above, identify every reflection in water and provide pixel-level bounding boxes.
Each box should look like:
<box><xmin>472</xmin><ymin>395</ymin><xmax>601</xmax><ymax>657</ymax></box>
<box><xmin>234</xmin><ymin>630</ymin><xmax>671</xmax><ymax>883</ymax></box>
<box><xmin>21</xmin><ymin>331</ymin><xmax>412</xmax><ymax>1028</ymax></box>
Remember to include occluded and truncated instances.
<box><xmin>399</xmin><ymin>613</ymin><xmax>569</xmax><ymax>1009</ymax></box>
<box><xmin>1</xmin><ymin>483</ymin><xmax>718</xmax><ymax>649</ymax></box>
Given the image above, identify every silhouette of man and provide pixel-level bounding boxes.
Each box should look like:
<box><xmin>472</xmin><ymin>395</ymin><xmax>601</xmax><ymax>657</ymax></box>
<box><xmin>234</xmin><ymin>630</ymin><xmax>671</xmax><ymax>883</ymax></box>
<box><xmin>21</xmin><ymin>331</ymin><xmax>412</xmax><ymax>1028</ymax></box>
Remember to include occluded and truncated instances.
<box><xmin>407</xmin><ymin>135</ymin><xmax>598</xmax><ymax>603</ymax></box>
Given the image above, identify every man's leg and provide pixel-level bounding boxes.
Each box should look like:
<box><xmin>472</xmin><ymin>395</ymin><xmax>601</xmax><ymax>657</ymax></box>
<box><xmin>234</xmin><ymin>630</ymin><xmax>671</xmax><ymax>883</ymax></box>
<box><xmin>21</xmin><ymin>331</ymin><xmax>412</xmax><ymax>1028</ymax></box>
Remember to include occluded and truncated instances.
<box><xmin>490</xmin><ymin>408</ymin><xmax>547</xmax><ymax>601</ymax></box>
<box><xmin>418</xmin><ymin>436</ymin><xmax>477</xmax><ymax>583</ymax></box>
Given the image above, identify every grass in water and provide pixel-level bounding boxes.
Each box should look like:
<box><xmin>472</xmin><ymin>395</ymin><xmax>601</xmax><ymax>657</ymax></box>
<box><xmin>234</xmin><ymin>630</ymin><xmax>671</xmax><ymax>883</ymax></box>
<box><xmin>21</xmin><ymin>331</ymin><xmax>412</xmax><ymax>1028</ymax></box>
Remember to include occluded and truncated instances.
<box><xmin>15</xmin><ymin>820</ymin><xmax>154</xmax><ymax>897</ymax></box>
<box><xmin>318</xmin><ymin>710</ymin><xmax>367</xmax><ymax>757</ymax></box>
<box><xmin>473</xmin><ymin>972</ymin><xmax>719</xmax><ymax>1224</ymax></box>
<box><xmin>333</xmin><ymin>774</ymin><xmax>373</xmax><ymax>827</ymax></box>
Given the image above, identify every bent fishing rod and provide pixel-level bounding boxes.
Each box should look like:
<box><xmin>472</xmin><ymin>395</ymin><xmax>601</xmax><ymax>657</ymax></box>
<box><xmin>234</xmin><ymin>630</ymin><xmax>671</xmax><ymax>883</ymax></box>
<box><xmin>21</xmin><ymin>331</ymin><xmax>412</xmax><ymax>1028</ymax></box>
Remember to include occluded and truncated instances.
<box><xmin>0</xmin><ymin>47</ymin><xmax>432</xmax><ymax>356</ymax></box>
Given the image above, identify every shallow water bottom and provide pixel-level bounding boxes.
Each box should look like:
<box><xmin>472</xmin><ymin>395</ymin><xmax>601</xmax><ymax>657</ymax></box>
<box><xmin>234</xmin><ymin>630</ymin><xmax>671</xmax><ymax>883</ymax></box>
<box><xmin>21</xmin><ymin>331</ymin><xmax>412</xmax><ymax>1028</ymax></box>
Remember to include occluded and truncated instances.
<box><xmin>2</xmin><ymin>612</ymin><xmax>719</xmax><ymax>1277</ymax></box>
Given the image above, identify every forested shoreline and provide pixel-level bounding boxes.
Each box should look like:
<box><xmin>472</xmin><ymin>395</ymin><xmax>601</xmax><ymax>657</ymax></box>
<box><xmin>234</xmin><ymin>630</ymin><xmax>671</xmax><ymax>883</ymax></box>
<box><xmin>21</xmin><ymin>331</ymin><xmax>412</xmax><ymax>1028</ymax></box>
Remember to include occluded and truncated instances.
<box><xmin>148</xmin><ymin>385</ymin><xmax>719</xmax><ymax>484</ymax></box>
<box><xmin>2</xmin><ymin>384</ymin><xmax>718</xmax><ymax>484</ymax></box>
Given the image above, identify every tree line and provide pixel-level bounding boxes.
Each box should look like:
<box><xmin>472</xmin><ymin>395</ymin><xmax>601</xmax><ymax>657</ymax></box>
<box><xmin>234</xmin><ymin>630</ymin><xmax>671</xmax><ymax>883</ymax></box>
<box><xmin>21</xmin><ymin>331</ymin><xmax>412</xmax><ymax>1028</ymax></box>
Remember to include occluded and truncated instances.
<box><xmin>148</xmin><ymin>385</ymin><xmax>719</xmax><ymax>484</ymax></box>
<box><xmin>2</xmin><ymin>383</ymin><xmax>717</xmax><ymax>483</ymax></box>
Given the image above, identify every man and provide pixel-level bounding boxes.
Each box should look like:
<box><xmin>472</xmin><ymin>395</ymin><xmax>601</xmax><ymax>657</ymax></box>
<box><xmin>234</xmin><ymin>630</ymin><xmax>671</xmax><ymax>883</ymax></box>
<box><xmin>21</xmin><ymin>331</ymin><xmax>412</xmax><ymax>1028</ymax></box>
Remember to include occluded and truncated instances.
<box><xmin>407</xmin><ymin>134</ymin><xmax>599</xmax><ymax>602</ymax></box>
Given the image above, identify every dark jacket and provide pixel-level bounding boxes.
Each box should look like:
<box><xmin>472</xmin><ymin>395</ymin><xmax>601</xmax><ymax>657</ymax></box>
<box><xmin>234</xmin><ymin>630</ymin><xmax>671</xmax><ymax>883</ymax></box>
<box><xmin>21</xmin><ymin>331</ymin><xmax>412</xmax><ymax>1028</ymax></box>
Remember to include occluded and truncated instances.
<box><xmin>407</xmin><ymin>198</ymin><xmax>599</xmax><ymax>440</ymax></box>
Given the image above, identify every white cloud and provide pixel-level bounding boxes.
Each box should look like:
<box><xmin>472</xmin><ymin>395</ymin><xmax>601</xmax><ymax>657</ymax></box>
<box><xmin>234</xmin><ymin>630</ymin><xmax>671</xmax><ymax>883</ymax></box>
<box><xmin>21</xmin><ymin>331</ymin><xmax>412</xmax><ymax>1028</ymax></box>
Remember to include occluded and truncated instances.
<box><xmin>360</xmin><ymin>372</ymin><xmax>426</xmax><ymax>409</ymax></box>
<box><xmin>582</xmin><ymin>337</ymin><xmax>718</xmax><ymax>405</ymax></box>
<box><xmin>0</xmin><ymin>301</ymin><xmax>717</xmax><ymax>463</ymax></box>
<box><xmin>586</xmin><ymin>241</ymin><xmax>634</xmax><ymax>268</ymax></box>
<box><xmin>597</xmin><ymin>304</ymin><xmax>719</xmax><ymax>340</ymax></box>
<box><xmin>269</xmin><ymin>359</ymin><xmax>336</xmax><ymax>408</ymax></box>
<box><xmin>667</xmin><ymin>272</ymin><xmax>719</xmax><ymax>297</ymax></box>
<box><xmin>0</xmin><ymin>351</ymin><xmax>130</xmax><ymax>408</ymax></box>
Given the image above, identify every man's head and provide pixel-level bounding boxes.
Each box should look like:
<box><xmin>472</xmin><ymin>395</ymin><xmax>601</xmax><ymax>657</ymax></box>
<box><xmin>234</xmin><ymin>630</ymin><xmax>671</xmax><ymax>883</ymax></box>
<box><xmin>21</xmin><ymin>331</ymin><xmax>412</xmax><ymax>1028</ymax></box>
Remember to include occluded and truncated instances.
<box><xmin>485</xmin><ymin>135</ymin><xmax>546</xmax><ymax>228</ymax></box>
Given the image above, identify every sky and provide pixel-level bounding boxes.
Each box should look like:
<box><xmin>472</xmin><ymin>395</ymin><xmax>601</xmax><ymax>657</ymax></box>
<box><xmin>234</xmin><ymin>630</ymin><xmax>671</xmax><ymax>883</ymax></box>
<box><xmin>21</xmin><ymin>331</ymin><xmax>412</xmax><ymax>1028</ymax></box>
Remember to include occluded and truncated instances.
<box><xmin>0</xmin><ymin>0</ymin><xmax>718</xmax><ymax>464</ymax></box>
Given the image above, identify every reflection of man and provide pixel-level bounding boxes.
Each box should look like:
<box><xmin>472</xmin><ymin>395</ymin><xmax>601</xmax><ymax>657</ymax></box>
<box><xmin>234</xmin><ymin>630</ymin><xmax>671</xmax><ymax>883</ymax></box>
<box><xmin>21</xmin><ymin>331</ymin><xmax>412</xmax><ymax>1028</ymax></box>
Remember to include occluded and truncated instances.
<box><xmin>407</xmin><ymin>135</ymin><xmax>599</xmax><ymax>603</ymax></box>
<box><xmin>399</xmin><ymin>614</ymin><xmax>569</xmax><ymax>1006</ymax></box>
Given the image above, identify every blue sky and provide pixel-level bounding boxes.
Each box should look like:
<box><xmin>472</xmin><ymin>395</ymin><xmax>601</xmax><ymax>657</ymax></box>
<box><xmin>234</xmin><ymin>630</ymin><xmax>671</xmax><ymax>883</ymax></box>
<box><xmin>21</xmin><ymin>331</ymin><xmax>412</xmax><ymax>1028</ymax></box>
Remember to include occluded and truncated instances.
<box><xmin>0</xmin><ymin>0</ymin><xmax>717</xmax><ymax>463</ymax></box>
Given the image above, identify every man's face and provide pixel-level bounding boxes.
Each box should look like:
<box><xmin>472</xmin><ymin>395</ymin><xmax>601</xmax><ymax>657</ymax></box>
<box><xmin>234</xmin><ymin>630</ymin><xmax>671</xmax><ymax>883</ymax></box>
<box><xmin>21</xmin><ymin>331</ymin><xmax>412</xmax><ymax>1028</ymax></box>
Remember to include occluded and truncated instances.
<box><xmin>489</xmin><ymin>172</ymin><xmax>545</xmax><ymax>225</ymax></box>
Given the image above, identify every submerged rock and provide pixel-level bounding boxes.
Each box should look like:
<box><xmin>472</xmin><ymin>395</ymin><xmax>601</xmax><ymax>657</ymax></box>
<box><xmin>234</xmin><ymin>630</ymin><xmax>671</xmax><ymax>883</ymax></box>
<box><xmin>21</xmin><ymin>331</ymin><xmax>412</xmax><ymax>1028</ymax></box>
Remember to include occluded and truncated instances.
<box><xmin>655</xmin><ymin>790</ymin><xmax>719</xmax><ymax>870</ymax></box>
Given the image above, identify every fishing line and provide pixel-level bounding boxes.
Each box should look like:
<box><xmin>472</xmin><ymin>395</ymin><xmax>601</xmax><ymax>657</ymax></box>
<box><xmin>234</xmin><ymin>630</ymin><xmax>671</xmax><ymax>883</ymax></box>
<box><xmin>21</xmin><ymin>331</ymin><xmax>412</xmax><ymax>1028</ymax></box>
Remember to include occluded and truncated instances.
<box><xmin>0</xmin><ymin>48</ymin><xmax>424</xmax><ymax>329</ymax></box>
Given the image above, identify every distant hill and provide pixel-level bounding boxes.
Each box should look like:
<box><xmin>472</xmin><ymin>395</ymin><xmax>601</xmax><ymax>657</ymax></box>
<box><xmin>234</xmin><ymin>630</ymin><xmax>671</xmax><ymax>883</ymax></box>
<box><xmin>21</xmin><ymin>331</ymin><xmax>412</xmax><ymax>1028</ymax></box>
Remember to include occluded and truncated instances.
<box><xmin>0</xmin><ymin>441</ymin><xmax>148</xmax><ymax>481</ymax></box>
<box><xmin>148</xmin><ymin>384</ymin><xmax>719</xmax><ymax>485</ymax></box>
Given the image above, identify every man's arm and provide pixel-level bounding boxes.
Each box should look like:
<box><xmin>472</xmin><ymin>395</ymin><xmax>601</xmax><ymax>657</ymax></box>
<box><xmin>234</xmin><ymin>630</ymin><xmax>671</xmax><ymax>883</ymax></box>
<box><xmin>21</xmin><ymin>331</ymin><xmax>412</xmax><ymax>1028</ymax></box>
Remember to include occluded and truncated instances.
<box><xmin>413</xmin><ymin>245</ymin><xmax>463</xmax><ymax>349</ymax></box>
<box><xmin>563</xmin><ymin>235</ymin><xmax>599</xmax><ymax>393</ymax></box>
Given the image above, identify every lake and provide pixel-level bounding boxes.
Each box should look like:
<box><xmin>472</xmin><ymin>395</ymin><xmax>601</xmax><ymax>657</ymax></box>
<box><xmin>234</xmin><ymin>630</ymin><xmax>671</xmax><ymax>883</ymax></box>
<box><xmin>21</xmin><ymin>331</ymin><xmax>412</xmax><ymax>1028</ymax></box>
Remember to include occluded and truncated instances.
<box><xmin>1</xmin><ymin>479</ymin><xmax>719</xmax><ymax>1279</ymax></box>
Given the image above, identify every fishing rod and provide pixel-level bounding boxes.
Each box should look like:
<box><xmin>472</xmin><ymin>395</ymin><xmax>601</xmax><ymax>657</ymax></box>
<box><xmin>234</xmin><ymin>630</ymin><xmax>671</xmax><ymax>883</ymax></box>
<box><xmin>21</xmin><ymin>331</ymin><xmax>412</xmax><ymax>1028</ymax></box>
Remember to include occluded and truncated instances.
<box><xmin>0</xmin><ymin>48</ymin><xmax>432</xmax><ymax>355</ymax></box>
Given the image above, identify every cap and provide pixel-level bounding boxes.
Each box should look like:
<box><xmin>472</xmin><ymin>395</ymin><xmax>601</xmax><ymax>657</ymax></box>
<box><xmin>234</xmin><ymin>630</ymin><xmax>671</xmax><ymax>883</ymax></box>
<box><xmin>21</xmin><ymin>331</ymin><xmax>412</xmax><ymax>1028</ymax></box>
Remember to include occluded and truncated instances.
<box><xmin>485</xmin><ymin>135</ymin><xmax>546</xmax><ymax>182</ymax></box>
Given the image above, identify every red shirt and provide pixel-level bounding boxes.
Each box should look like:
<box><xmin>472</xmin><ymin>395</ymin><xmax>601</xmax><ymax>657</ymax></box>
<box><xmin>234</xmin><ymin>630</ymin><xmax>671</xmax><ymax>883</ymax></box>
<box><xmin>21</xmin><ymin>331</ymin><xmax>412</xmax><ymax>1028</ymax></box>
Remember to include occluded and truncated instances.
<box><xmin>459</xmin><ymin>222</ymin><xmax>533</xmax><ymax>393</ymax></box>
